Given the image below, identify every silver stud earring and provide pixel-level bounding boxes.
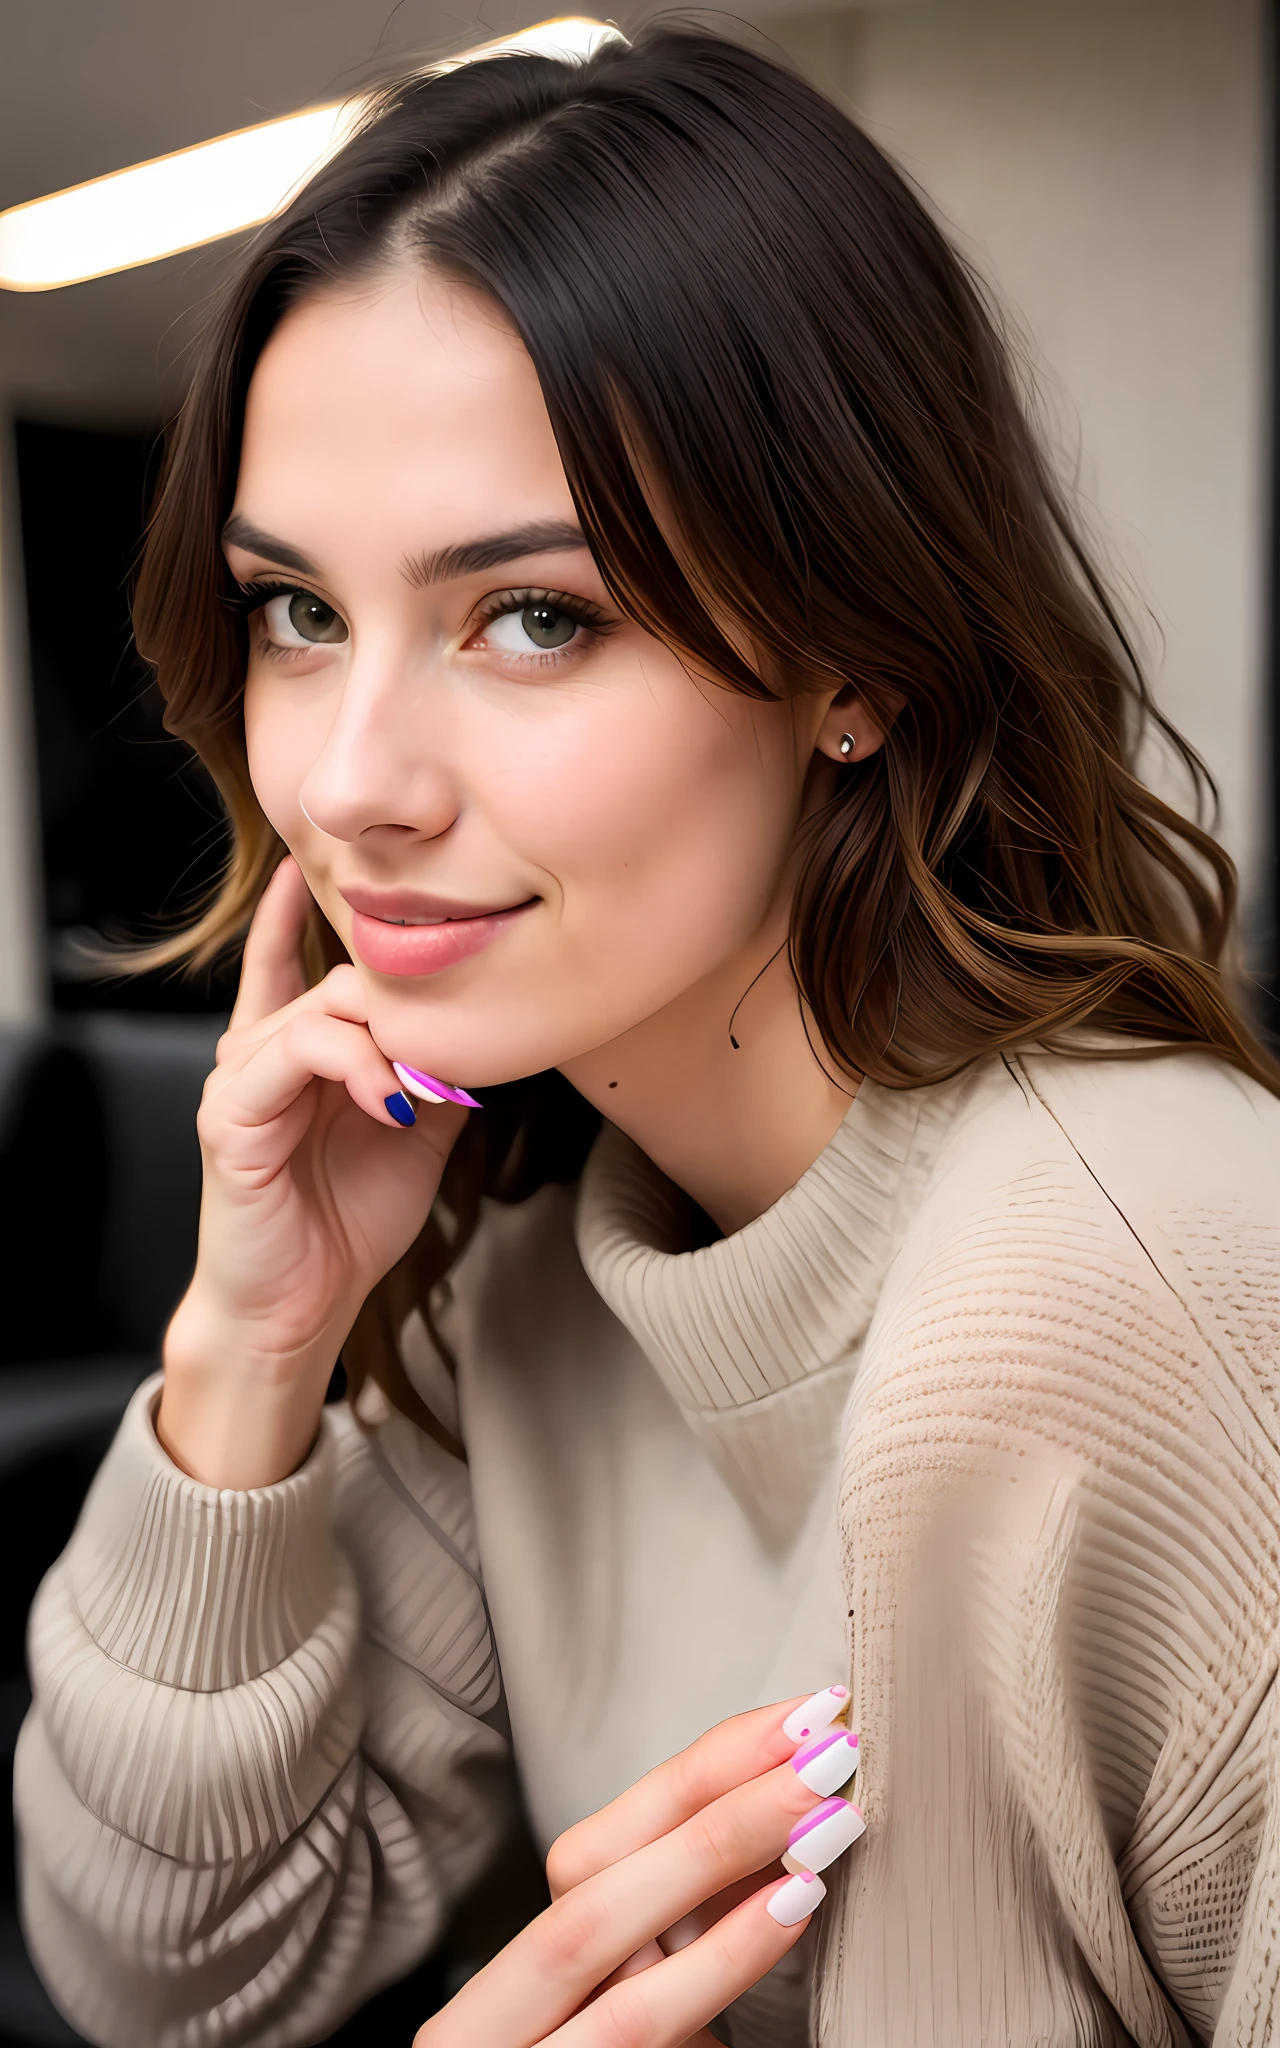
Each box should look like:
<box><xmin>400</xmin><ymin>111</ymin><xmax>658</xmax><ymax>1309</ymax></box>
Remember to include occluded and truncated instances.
<box><xmin>838</xmin><ymin>733</ymin><xmax>855</xmax><ymax>758</ymax></box>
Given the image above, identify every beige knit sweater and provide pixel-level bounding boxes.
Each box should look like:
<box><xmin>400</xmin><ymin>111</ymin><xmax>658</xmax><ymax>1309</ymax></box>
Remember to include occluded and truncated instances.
<box><xmin>15</xmin><ymin>1048</ymin><xmax>1280</xmax><ymax>2047</ymax></box>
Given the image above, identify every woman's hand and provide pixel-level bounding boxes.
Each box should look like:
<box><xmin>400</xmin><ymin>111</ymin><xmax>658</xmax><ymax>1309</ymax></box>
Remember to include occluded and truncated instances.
<box><xmin>415</xmin><ymin>1691</ymin><xmax>863</xmax><ymax>2048</ymax></box>
<box><xmin>158</xmin><ymin>858</ymin><xmax>467</xmax><ymax>1488</ymax></box>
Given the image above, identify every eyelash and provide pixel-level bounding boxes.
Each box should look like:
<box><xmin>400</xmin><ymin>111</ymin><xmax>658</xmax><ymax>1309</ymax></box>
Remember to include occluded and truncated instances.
<box><xmin>468</xmin><ymin>586</ymin><xmax>614</xmax><ymax>665</ymax></box>
<box><xmin>230</xmin><ymin>578</ymin><xmax>296</xmax><ymax>612</ymax></box>
<box><xmin>229</xmin><ymin>578</ymin><xmax>614</xmax><ymax>668</ymax></box>
<box><xmin>228</xmin><ymin>579</ymin><xmax>316</xmax><ymax>666</ymax></box>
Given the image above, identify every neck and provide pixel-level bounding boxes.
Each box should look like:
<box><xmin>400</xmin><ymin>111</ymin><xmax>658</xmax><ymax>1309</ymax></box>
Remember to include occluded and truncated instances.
<box><xmin>560</xmin><ymin>919</ymin><xmax>855</xmax><ymax>1237</ymax></box>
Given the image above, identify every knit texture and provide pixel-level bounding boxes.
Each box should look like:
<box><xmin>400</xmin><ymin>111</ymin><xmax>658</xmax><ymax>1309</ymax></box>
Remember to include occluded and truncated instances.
<box><xmin>16</xmin><ymin>1048</ymin><xmax>1280</xmax><ymax>2047</ymax></box>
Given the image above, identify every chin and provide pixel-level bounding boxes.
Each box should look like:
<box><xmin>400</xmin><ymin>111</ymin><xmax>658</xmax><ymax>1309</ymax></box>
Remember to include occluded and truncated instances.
<box><xmin>360</xmin><ymin>1000</ymin><xmax>554</xmax><ymax>1091</ymax></box>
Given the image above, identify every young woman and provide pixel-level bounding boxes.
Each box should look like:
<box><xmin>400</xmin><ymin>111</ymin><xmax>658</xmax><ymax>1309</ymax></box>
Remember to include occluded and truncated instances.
<box><xmin>16</xmin><ymin>24</ymin><xmax>1280</xmax><ymax>2048</ymax></box>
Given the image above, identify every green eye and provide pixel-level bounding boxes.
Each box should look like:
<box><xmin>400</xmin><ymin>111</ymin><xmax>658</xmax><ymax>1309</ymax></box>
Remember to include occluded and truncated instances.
<box><xmin>520</xmin><ymin>601</ymin><xmax>576</xmax><ymax>649</ymax></box>
<box><xmin>470</xmin><ymin>589</ymin><xmax>597</xmax><ymax>663</ymax></box>
<box><xmin>285</xmin><ymin>591</ymin><xmax>347</xmax><ymax>643</ymax></box>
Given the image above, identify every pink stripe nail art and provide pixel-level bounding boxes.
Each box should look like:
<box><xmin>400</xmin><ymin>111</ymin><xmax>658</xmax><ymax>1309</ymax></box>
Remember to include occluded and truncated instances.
<box><xmin>789</xmin><ymin>1796</ymin><xmax>851</xmax><ymax>1846</ymax></box>
<box><xmin>792</xmin><ymin>1730</ymin><xmax>859</xmax><ymax>1795</ymax></box>
<box><xmin>781</xmin><ymin>1685</ymin><xmax>849</xmax><ymax>1744</ymax></box>
<box><xmin>785</xmin><ymin>1796</ymin><xmax>866</xmax><ymax>1873</ymax></box>
<box><xmin>392</xmin><ymin>1063</ymin><xmax>482</xmax><ymax>1109</ymax></box>
<box><xmin>793</xmin><ymin>1731</ymin><xmax>858</xmax><ymax>1772</ymax></box>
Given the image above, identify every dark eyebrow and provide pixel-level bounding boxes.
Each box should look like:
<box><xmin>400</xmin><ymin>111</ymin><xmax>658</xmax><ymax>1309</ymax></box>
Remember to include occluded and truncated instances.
<box><xmin>401</xmin><ymin>520</ymin><xmax>589</xmax><ymax>589</ymax></box>
<box><xmin>221</xmin><ymin>513</ymin><xmax>318</xmax><ymax>575</ymax></box>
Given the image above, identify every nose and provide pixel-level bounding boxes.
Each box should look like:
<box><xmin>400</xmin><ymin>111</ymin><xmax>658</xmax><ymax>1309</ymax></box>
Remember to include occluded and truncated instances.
<box><xmin>298</xmin><ymin>650</ymin><xmax>459</xmax><ymax>845</ymax></box>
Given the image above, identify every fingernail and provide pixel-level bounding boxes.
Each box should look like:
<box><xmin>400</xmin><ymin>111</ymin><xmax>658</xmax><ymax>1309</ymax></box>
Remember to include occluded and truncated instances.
<box><xmin>393</xmin><ymin>1063</ymin><xmax>482</xmax><ymax>1109</ymax></box>
<box><xmin>783</xmin><ymin>1797</ymin><xmax>865</xmax><ymax>1873</ymax></box>
<box><xmin>792</xmin><ymin>1730</ymin><xmax>859</xmax><ymax>1796</ymax></box>
<box><xmin>384</xmin><ymin>1091</ymin><xmax>417</xmax><ymax>1127</ymax></box>
<box><xmin>766</xmin><ymin>1871</ymin><xmax>826</xmax><ymax>1927</ymax></box>
<box><xmin>781</xmin><ymin>1685</ymin><xmax>849</xmax><ymax>1744</ymax></box>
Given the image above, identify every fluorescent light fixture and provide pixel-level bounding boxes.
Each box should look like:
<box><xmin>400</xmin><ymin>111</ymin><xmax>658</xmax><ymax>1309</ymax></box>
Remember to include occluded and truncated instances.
<box><xmin>0</xmin><ymin>17</ymin><xmax>617</xmax><ymax>293</ymax></box>
<box><xmin>0</xmin><ymin>104</ymin><xmax>362</xmax><ymax>294</ymax></box>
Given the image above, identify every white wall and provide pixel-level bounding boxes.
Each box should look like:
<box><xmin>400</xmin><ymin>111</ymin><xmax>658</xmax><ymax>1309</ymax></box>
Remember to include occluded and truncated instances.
<box><xmin>773</xmin><ymin>0</ymin><xmax>1271</xmax><ymax>962</ymax></box>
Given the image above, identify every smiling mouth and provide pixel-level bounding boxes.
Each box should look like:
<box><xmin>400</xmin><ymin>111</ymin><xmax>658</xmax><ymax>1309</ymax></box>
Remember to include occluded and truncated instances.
<box><xmin>378</xmin><ymin>908</ymin><xmax>529</xmax><ymax>926</ymax></box>
<box><xmin>346</xmin><ymin>897</ymin><xmax>537</xmax><ymax>978</ymax></box>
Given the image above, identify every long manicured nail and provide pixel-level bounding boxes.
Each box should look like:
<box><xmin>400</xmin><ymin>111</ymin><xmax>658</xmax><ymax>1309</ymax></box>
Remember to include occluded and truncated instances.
<box><xmin>392</xmin><ymin>1063</ymin><xmax>482</xmax><ymax>1109</ymax></box>
<box><xmin>384</xmin><ymin>1091</ymin><xmax>417</xmax><ymax>1127</ymax></box>
<box><xmin>792</xmin><ymin>1730</ymin><xmax>859</xmax><ymax>1796</ymax></box>
<box><xmin>766</xmin><ymin>1871</ymin><xmax>826</xmax><ymax>1927</ymax></box>
<box><xmin>782</xmin><ymin>1686</ymin><xmax>849</xmax><ymax>1744</ymax></box>
<box><xmin>783</xmin><ymin>1797</ymin><xmax>865</xmax><ymax>1874</ymax></box>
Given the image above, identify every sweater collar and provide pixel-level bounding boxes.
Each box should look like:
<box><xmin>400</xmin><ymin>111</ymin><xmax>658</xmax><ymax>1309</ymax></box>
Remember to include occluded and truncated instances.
<box><xmin>576</xmin><ymin>1075</ymin><xmax>959</xmax><ymax>1423</ymax></box>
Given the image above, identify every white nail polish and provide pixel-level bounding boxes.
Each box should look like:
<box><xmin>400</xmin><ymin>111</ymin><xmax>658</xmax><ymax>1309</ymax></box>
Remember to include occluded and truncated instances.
<box><xmin>782</xmin><ymin>1685</ymin><xmax>850</xmax><ymax>1745</ymax></box>
<box><xmin>792</xmin><ymin>1730</ymin><xmax>859</xmax><ymax>1796</ymax></box>
<box><xmin>393</xmin><ymin>1063</ymin><xmax>447</xmax><ymax>1104</ymax></box>
<box><xmin>766</xmin><ymin>1871</ymin><xmax>827</xmax><ymax>1927</ymax></box>
<box><xmin>783</xmin><ymin>1797</ymin><xmax>866</xmax><ymax>1874</ymax></box>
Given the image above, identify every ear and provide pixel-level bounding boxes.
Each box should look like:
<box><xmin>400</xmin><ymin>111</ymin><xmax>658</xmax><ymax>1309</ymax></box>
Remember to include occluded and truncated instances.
<box><xmin>814</xmin><ymin>684</ymin><xmax>900</xmax><ymax>765</ymax></box>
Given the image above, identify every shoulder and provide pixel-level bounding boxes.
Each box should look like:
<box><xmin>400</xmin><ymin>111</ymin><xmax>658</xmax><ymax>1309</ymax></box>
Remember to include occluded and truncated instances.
<box><xmin>906</xmin><ymin>1046</ymin><xmax>1280</xmax><ymax>1285</ymax></box>
<box><xmin>1014</xmin><ymin>1044</ymin><xmax>1280</xmax><ymax>1213</ymax></box>
<box><xmin>861</xmin><ymin>1048</ymin><xmax>1280</xmax><ymax>1461</ymax></box>
<box><xmin>842</xmin><ymin>1059</ymin><xmax>1280</xmax><ymax>1946</ymax></box>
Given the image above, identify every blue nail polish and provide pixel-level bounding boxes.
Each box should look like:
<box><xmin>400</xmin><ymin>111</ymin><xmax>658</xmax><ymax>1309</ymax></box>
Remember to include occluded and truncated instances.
<box><xmin>384</xmin><ymin>1091</ymin><xmax>416</xmax><ymax>1127</ymax></box>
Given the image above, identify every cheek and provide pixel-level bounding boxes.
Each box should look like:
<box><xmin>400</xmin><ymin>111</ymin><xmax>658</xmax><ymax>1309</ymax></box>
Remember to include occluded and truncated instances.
<box><xmin>243</xmin><ymin>677</ymin><xmax>320</xmax><ymax>836</ymax></box>
<box><xmin>496</xmin><ymin>664</ymin><xmax>802</xmax><ymax>964</ymax></box>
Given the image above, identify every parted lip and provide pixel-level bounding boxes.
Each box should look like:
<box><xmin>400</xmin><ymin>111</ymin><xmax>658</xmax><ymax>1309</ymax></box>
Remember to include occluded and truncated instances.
<box><xmin>338</xmin><ymin>884</ymin><xmax>534</xmax><ymax>925</ymax></box>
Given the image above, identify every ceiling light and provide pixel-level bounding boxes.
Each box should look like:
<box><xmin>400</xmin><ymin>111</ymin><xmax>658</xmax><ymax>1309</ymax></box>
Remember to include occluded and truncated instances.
<box><xmin>0</xmin><ymin>17</ymin><xmax>617</xmax><ymax>293</ymax></box>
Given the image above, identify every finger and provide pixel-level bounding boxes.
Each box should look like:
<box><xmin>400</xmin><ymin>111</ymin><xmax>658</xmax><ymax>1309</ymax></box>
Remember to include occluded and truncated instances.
<box><xmin>551</xmin><ymin>1875</ymin><xmax>818</xmax><ymax>2047</ymax></box>
<box><xmin>230</xmin><ymin>857</ymin><xmax>313</xmax><ymax>1030</ymax></box>
<box><xmin>438</xmin><ymin>1758</ymin><xmax>833</xmax><ymax>2044</ymax></box>
<box><xmin>226</xmin><ymin>1010</ymin><xmax>413</xmax><ymax>1130</ymax></box>
<box><xmin>657</xmin><ymin>1865</ymin><xmax>783</xmax><ymax>1955</ymax></box>
<box><xmin>548</xmin><ymin>1696</ymin><xmax>812</xmax><ymax>1897</ymax></box>
<box><xmin>219</xmin><ymin>962</ymin><xmax>369</xmax><ymax>1068</ymax></box>
<box><xmin>592</xmin><ymin>1938</ymin><xmax>664</xmax><ymax>1993</ymax></box>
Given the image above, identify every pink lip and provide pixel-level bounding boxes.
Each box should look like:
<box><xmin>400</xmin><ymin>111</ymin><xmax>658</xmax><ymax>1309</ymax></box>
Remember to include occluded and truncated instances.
<box><xmin>350</xmin><ymin>903</ymin><xmax>533</xmax><ymax>978</ymax></box>
<box><xmin>340</xmin><ymin>884</ymin><xmax>524</xmax><ymax>924</ymax></box>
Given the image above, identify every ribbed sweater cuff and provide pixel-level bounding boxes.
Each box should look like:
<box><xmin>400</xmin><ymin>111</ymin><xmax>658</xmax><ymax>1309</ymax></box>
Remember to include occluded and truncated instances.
<box><xmin>64</xmin><ymin>1372</ymin><xmax>340</xmax><ymax>1691</ymax></box>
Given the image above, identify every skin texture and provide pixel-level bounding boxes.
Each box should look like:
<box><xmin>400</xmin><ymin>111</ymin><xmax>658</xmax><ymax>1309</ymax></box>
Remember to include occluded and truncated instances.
<box><xmin>233</xmin><ymin>272</ymin><xmax>883</xmax><ymax>1234</ymax></box>
<box><xmin>158</xmin><ymin>268</ymin><xmax>882</xmax><ymax>2044</ymax></box>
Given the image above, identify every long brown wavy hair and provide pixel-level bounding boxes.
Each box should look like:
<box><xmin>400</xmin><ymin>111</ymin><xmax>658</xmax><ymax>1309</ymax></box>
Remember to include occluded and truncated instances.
<box><xmin>131</xmin><ymin>23</ymin><xmax>1279</xmax><ymax>1429</ymax></box>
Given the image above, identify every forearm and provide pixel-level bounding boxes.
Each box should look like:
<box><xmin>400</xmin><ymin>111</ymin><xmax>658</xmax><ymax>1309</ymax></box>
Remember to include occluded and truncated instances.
<box><xmin>157</xmin><ymin>1286</ymin><xmax>346</xmax><ymax>1489</ymax></box>
<box><xmin>17</xmin><ymin>1376</ymin><xmax>513</xmax><ymax>2048</ymax></box>
<box><xmin>17</xmin><ymin>1670</ymin><xmax>506</xmax><ymax>2048</ymax></box>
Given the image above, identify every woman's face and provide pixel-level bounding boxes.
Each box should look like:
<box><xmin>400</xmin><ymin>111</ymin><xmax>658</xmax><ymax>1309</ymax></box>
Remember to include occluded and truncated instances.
<box><xmin>231</xmin><ymin>271</ymin><xmax>834</xmax><ymax>1085</ymax></box>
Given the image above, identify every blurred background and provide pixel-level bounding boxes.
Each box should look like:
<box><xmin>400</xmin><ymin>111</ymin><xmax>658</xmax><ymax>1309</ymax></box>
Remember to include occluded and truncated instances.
<box><xmin>0</xmin><ymin>0</ymin><xmax>1272</xmax><ymax>2041</ymax></box>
